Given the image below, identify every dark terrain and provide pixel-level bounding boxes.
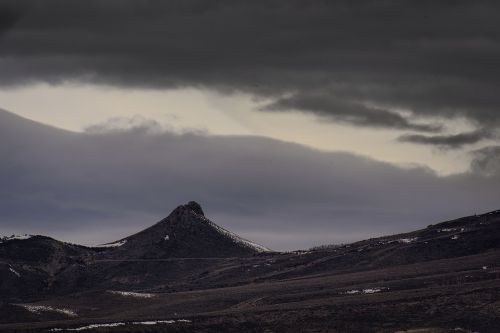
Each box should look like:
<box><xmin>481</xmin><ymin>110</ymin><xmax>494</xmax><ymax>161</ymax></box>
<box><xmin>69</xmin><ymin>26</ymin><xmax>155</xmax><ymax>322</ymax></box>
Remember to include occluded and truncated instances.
<box><xmin>1</xmin><ymin>201</ymin><xmax>500</xmax><ymax>333</ymax></box>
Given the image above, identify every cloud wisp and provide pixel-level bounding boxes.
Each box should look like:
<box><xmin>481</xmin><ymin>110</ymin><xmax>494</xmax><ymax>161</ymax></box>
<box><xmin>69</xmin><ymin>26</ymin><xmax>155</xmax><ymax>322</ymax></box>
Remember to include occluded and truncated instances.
<box><xmin>397</xmin><ymin>129</ymin><xmax>491</xmax><ymax>149</ymax></box>
<box><xmin>264</xmin><ymin>93</ymin><xmax>442</xmax><ymax>132</ymax></box>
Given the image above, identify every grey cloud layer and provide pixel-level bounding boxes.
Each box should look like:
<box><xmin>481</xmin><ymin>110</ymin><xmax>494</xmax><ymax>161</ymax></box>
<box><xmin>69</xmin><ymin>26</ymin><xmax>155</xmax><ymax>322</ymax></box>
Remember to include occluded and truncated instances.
<box><xmin>1</xmin><ymin>0</ymin><xmax>500</xmax><ymax>136</ymax></box>
<box><xmin>1</xmin><ymin>109</ymin><xmax>499</xmax><ymax>250</ymax></box>
<box><xmin>397</xmin><ymin>130</ymin><xmax>490</xmax><ymax>149</ymax></box>
<box><xmin>471</xmin><ymin>146</ymin><xmax>500</xmax><ymax>177</ymax></box>
<box><xmin>265</xmin><ymin>93</ymin><xmax>442</xmax><ymax>132</ymax></box>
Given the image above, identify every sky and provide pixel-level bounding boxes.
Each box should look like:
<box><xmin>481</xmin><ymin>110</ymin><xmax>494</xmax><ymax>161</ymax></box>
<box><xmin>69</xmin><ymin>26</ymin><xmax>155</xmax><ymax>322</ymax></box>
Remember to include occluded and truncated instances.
<box><xmin>0</xmin><ymin>1</ymin><xmax>499</xmax><ymax>250</ymax></box>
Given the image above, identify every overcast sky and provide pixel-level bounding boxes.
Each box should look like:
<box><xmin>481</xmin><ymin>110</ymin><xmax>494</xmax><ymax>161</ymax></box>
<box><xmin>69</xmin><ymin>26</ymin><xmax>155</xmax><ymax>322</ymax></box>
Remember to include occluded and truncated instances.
<box><xmin>1</xmin><ymin>1</ymin><xmax>499</xmax><ymax>250</ymax></box>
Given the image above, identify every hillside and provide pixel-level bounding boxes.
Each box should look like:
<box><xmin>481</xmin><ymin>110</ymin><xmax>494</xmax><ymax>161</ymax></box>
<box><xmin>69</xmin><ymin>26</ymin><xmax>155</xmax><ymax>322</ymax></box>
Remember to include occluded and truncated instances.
<box><xmin>1</xmin><ymin>204</ymin><xmax>500</xmax><ymax>332</ymax></box>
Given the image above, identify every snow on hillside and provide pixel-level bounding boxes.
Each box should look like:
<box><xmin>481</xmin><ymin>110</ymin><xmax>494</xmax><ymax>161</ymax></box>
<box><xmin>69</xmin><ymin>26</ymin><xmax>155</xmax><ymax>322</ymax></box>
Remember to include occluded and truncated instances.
<box><xmin>0</xmin><ymin>234</ymin><xmax>33</xmax><ymax>243</ymax></box>
<box><xmin>49</xmin><ymin>319</ymin><xmax>191</xmax><ymax>331</ymax></box>
<box><xmin>9</xmin><ymin>267</ymin><xmax>21</xmax><ymax>278</ymax></box>
<box><xmin>437</xmin><ymin>227</ymin><xmax>465</xmax><ymax>233</ymax></box>
<box><xmin>108</xmin><ymin>290</ymin><xmax>155</xmax><ymax>298</ymax></box>
<box><xmin>16</xmin><ymin>304</ymin><xmax>77</xmax><ymax>317</ymax></box>
<box><xmin>92</xmin><ymin>240</ymin><xmax>127</xmax><ymax>248</ymax></box>
<box><xmin>398</xmin><ymin>237</ymin><xmax>418</xmax><ymax>244</ymax></box>
<box><xmin>343</xmin><ymin>287</ymin><xmax>388</xmax><ymax>295</ymax></box>
<box><xmin>195</xmin><ymin>213</ymin><xmax>270</xmax><ymax>252</ymax></box>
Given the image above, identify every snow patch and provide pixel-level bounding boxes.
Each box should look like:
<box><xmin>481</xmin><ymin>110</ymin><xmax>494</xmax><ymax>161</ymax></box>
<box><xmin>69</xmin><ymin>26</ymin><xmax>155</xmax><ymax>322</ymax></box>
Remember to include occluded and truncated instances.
<box><xmin>398</xmin><ymin>237</ymin><xmax>418</xmax><ymax>244</ymax></box>
<box><xmin>17</xmin><ymin>304</ymin><xmax>77</xmax><ymax>317</ymax></box>
<box><xmin>362</xmin><ymin>288</ymin><xmax>384</xmax><ymax>294</ymax></box>
<box><xmin>132</xmin><ymin>320</ymin><xmax>191</xmax><ymax>325</ymax></box>
<box><xmin>345</xmin><ymin>290</ymin><xmax>361</xmax><ymax>295</ymax></box>
<box><xmin>50</xmin><ymin>323</ymin><xmax>125</xmax><ymax>332</ymax></box>
<box><xmin>9</xmin><ymin>267</ymin><xmax>20</xmax><ymax>278</ymax></box>
<box><xmin>108</xmin><ymin>290</ymin><xmax>155</xmax><ymax>298</ymax></box>
<box><xmin>451</xmin><ymin>235</ymin><xmax>459</xmax><ymax>240</ymax></box>
<box><xmin>49</xmin><ymin>319</ymin><xmax>191</xmax><ymax>331</ymax></box>
<box><xmin>164</xmin><ymin>234</ymin><xmax>170</xmax><ymax>240</ymax></box>
<box><xmin>437</xmin><ymin>227</ymin><xmax>464</xmax><ymax>233</ymax></box>
<box><xmin>344</xmin><ymin>287</ymin><xmax>388</xmax><ymax>295</ymax></box>
<box><xmin>93</xmin><ymin>240</ymin><xmax>127</xmax><ymax>248</ymax></box>
<box><xmin>0</xmin><ymin>234</ymin><xmax>33</xmax><ymax>243</ymax></box>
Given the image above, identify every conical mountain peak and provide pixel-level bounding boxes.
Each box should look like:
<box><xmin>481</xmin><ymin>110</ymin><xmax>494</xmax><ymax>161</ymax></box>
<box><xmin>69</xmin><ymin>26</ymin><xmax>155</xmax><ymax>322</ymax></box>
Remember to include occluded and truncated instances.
<box><xmin>101</xmin><ymin>201</ymin><xmax>270</xmax><ymax>259</ymax></box>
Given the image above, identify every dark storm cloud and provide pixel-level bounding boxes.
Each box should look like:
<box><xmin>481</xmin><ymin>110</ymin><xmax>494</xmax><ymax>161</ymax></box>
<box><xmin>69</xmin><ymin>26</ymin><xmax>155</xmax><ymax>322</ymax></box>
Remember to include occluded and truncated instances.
<box><xmin>264</xmin><ymin>93</ymin><xmax>441</xmax><ymax>132</ymax></box>
<box><xmin>1</xmin><ymin>1</ymin><xmax>500</xmax><ymax>132</ymax></box>
<box><xmin>1</xmin><ymin>109</ymin><xmax>499</xmax><ymax>250</ymax></box>
<box><xmin>397</xmin><ymin>130</ymin><xmax>489</xmax><ymax>149</ymax></box>
<box><xmin>0</xmin><ymin>1</ymin><xmax>25</xmax><ymax>35</ymax></box>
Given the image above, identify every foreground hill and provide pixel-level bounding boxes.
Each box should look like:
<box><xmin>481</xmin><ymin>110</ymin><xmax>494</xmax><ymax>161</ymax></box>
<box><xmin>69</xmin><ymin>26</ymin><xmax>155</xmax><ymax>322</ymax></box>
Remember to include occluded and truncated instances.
<box><xmin>1</xmin><ymin>204</ymin><xmax>500</xmax><ymax>332</ymax></box>
<box><xmin>0</xmin><ymin>235</ymin><xmax>91</xmax><ymax>300</ymax></box>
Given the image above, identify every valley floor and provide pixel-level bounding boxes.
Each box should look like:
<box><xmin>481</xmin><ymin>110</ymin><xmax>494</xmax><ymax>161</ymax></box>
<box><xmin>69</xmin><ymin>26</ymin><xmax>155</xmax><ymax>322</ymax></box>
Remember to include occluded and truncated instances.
<box><xmin>2</xmin><ymin>249</ymin><xmax>500</xmax><ymax>333</ymax></box>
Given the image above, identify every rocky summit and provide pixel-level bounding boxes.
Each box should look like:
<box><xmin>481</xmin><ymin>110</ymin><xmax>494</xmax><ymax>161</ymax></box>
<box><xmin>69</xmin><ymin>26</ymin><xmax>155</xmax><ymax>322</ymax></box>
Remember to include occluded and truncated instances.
<box><xmin>98</xmin><ymin>201</ymin><xmax>269</xmax><ymax>259</ymax></box>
